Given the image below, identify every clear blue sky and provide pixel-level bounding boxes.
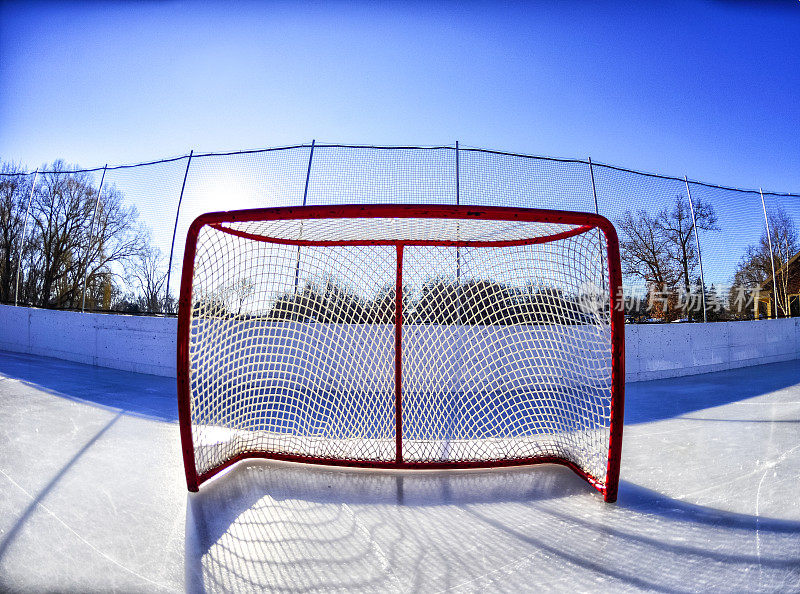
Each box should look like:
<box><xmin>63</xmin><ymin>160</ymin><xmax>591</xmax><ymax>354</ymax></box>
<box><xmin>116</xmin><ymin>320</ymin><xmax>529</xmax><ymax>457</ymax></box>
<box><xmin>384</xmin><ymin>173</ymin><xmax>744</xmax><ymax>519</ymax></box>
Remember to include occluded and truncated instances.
<box><xmin>1</xmin><ymin>0</ymin><xmax>798</xmax><ymax>193</ymax></box>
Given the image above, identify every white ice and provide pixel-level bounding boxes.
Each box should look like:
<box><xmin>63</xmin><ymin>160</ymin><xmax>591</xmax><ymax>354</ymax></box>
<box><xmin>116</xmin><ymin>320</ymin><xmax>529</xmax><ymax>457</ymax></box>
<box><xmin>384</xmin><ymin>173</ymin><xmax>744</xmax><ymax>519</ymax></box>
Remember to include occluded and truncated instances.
<box><xmin>0</xmin><ymin>350</ymin><xmax>798</xmax><ymax>592</ymax></box>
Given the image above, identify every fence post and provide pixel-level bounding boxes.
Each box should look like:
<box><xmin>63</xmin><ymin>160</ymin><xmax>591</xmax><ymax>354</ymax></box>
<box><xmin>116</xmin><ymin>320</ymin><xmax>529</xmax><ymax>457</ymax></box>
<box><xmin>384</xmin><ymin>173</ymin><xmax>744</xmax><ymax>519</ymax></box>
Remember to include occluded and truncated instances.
<box><xmin>295</xmin><ymin>140</ymin><xmax>316</xmax><ymax>292</ymax></box>
<box><xmin>588</xmin><ymin>157</ymin><xmax>608</xmax><ymax>299</ymax></box>
<box><xmin>81</xmin><ymin>165</ymin><xmax>108</xmax><ymax>312</ymax></box>
<box><xmin>303</xmin><ymin>139</ymin><xmax>315</xmax><ymax>205</ymax></box>
<box><xmin>455</xmin><ymin>140</ymin><xmax>461</xmax><ymax>206</ymax></box>
<box><xmin>165</xmin><ymin>151</ymin><xmax>194</xmax><ymax>313</ymax></box>
<box><xmin>455</xmin><ymin>141</ymin><xmax>461</xmax><ymax>276</ymax></box>
<box><xmin>684</xmin><ymin>177</ymin><xmax>707</xmax><ymax>323</ymax></box>
<box><xmin>14</xmin><ymin>168</ymin><xmax>39</xmax><ymax>306</ymax></box>
<box><xmin>760</xmin><ymin>187</ymin><xmax>778</xmax><ymax>319</ymax></box>
<box><xmin>588</xmin><ymin>157</ymin><xmax>600</xmax><ymax>216</ymax></box>
<box><xmin>455</xmin><ymin>141</ymin><xmax>462</xmax><ymax>324</ymax></box>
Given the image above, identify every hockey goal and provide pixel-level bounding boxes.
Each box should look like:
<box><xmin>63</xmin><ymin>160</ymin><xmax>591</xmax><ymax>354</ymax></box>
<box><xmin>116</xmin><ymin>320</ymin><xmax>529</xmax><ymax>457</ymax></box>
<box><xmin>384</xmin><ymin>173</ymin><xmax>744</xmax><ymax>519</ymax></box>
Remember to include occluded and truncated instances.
<box><xmin>178</xmin><ymin>205</ymin><xmax>625</xmax><ymax>501</ymax></box>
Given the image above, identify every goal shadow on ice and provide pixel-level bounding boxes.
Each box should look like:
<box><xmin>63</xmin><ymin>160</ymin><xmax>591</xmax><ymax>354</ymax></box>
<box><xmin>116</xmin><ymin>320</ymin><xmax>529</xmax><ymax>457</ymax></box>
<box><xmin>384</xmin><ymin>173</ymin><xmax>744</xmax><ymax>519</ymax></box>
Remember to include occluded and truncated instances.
<box><xmin>184</xmin><ymin>461</ymin><xmax>800</xmax><ymax>592</ymax></box>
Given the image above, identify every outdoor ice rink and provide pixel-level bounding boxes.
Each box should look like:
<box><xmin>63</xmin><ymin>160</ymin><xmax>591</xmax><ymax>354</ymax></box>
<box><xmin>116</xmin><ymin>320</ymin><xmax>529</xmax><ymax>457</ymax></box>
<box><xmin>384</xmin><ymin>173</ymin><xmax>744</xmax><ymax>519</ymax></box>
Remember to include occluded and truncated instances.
<box><xmin>1</xmin><ymin>350</ymin><xmax>798</xmax><ymax>592</ymax></box>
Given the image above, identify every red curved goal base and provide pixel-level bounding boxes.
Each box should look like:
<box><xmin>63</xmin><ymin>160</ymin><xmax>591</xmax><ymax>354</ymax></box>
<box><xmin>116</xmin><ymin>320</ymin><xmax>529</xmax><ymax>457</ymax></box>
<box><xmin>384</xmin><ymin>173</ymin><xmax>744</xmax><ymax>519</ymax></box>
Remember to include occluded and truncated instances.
<box><xmin>185</xmin><ymin>451</ymin><xmax>618</xmax><ymax>503</ymax></box>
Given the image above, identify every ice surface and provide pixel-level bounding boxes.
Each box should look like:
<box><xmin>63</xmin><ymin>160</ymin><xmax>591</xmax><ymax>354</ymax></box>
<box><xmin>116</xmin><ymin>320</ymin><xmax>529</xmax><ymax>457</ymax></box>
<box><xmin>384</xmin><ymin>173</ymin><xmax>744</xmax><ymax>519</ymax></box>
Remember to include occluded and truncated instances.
<box><xmin>0</xmin><ymin>350</ymin><xmax>798</xmax><ymax>592</ymax></box>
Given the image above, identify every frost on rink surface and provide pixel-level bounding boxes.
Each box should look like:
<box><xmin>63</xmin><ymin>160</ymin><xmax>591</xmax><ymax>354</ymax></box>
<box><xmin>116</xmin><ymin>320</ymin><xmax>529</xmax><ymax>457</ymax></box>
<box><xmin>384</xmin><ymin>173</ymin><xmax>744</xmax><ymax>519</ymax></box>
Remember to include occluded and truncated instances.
<box><xmin>0</xmin><ymin>350</ymin><xmax>799</xmax><ymax>592</ymax></box>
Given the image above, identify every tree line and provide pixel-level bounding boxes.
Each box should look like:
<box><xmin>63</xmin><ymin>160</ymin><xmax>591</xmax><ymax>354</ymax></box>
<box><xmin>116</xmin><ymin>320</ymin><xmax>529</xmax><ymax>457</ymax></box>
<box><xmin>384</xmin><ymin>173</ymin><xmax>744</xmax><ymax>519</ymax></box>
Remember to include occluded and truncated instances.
<box><xmin>3</xmin><ymin>158</ymin><xmax>796</xmax><ymax>322</ymax></box>
<box><xmin>194</xmin><ymin>276</ymin><xmax>601</xmax><ymax>326</ymax></box>
<box><xmin>0</xmin><ymin>161</ymin><xmax>169</xmax><ymax>313</ymax></box>
<box><xmin>617</xmin><ymin>194</ymin><xmax>798</xmax><ymax>321</ymax></box>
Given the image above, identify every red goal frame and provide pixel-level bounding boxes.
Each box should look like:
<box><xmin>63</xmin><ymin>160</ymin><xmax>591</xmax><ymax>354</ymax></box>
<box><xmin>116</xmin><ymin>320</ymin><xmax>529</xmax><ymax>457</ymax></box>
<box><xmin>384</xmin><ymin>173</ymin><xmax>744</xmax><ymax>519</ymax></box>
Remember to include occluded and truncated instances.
<box><xmin>177</xmin><ymin>204</ymin><xmax>625</xmax><ymax>501</ymax></box>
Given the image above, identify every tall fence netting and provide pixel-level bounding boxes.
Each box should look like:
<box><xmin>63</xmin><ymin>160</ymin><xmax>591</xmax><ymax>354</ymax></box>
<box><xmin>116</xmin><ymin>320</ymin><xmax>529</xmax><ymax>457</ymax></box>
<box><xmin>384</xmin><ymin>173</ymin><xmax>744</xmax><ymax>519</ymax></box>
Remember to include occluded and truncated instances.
<box><xmin>1</xmin><ymin>143</ymin><xmax>798</xmax><ymax>322</ymax></box>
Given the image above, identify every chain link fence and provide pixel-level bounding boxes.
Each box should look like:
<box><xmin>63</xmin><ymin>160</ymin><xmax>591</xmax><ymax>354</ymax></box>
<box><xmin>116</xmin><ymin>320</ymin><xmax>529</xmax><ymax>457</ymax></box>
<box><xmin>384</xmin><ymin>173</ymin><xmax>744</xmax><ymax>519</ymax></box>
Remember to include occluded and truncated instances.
<box><xmin>1</xmin><ymin>143</ymin><xmax>798</xmax><ymax>322</ymax></box>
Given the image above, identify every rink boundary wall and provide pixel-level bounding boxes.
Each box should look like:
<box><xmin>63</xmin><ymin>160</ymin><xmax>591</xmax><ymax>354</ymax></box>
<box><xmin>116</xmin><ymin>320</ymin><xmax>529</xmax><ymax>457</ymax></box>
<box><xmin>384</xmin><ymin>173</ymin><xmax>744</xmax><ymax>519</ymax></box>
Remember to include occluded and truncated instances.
<box><xmin>1</xmin><ymin>304</ymin><xmax>797</xmax><ymax>383</ymax></box>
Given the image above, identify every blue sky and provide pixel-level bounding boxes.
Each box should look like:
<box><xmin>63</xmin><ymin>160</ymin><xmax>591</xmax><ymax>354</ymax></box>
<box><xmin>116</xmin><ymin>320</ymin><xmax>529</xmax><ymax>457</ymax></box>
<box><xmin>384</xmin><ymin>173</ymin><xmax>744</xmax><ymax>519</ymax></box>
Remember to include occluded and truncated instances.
<box><xmin>1</xmin><ymin>0</ymin><xmax>798</xmax><ymax>193</ymax></box>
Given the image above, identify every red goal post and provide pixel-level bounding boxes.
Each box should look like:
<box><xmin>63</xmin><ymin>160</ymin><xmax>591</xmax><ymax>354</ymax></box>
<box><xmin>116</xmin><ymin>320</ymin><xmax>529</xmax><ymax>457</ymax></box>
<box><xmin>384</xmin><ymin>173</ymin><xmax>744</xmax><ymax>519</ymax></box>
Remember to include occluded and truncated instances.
<box><xmin>178</xmin><ymin>204</ymin><xmax>625</xmax><ymax>501</ymax></box>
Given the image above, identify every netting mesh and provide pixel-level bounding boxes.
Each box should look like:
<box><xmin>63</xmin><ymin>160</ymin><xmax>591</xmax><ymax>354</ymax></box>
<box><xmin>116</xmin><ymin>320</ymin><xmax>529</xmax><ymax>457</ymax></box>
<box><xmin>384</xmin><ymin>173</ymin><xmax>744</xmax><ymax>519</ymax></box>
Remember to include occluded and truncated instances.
<box><xmin>190</xmin><ymin>235</ymin><xmax>397</xmax><ymax>470</ymax></box>
<box><xmin>186</xmin><ymin>210</ymin><xmax>615</xmax><ymax>487</ymax></box>
<box><xmin>401</xmin><ymin>239</ymin><xmax>611</xmax><ymax>479</ymax></box>
<box><xmin>216</xmin><ymin>216</ymin><xmax>582</xmax><ymax>243</ymax></box>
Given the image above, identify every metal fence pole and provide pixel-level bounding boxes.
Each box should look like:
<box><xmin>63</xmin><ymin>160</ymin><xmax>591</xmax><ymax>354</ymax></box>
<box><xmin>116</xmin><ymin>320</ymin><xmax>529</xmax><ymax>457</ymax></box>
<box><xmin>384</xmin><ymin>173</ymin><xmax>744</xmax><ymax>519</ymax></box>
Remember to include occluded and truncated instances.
<box><xmin>165</xmin><ymin>150</ymin><xmax>194</xmax><ymax>312</ymax></box>
<box><xmin>684</xmin><ymin>177</ymin><xmax>707</xmax><ymax>323</ymax></box>
<box><xmin>14</xmin><ymin>168</ymin><xmax>39</xmax><ymax>306</ymax></box>
<box><xmin>455</xmin><ymin>141</ymin><xmax>462</xmax><ymax>324</ymax></box>
<box><xmin>760</xmin><ymin>187</ymin><xmax>778</xmax><ymax>318</ymax></box>
<box><xmin>81</xmin><ymin>165</ymin><xmax>108</xmax><ymax>311</ymax></box>
<box><xmin>303</xmin><ymin>140</ymin><xmax>315</xmax><ymax>205</ymax></box>
<box><xmin>295</xmin><ymin>140</ymin><xmax>315</xmax><ymax>292</ymax></box>
<box><xmin>455</xmin><ymin>140</ymin><xmax>461</xmax><ymax>280</ymax></box>
<box><xmin>588</xmin><ymin>157</ymin><xmax>608</xmax><ymax>298</ymax></box>
<box><xmin>588</xmin><ymin>157</ymin><xmax>600</xmax><ymax>216</ymax></box>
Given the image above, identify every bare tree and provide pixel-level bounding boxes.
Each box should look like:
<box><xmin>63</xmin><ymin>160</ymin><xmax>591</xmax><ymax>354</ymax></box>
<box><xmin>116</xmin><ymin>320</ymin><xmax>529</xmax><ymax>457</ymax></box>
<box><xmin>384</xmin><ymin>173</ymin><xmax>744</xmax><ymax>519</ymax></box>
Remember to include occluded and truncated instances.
<box><xmin>80</xmin><ymin>187</ymin><xmax>149</xmax><ymax>310</ymax></box>
<box><xmin>126</xmin><ymin>240</ymin><xmax>168</xmax><ymax>313</ymax></box>
<box><xmin>618</xmin><ymin>195</ymin><xmax>719</xmax><ymax>321</ymax></box>
<box><xmin>0</xmin><ymin>164</ymin><xmax>32</xmax><ymax>302</ymax></box>
<box><xmin>368</xmin><ymin>284</ymin><xmax>396</xmax><ymax>324</ymax></box>
<box><xmin>25</xmin><ymin>162</ymin><xmax>147</xmax><ymax>308</ymax></box>
<box><xmin>618</xmin><ymin>210</ymin><xmax>674</xmax><ymax>288</ymax></box>
<box><xmin>411</xmin><ymin>277</ymin><xmax>460</xmax><ymax>324</ymax></box>
<box><xmin>265</xmin><ymin>277</ymin><xmax>367</xmax><ymax>323</ymax></box>
<box><xmin>768</xmin><ymin>207</ymin><xmax>799</xmax><ymax>317</ymax></box>
<box><xmin>226</xmin><ymin>277</ymin><xmax>257</xmax><ymax>317</ymax></box>
<box><xmin>732</xmin><ymin>206</ymin><xmax>799</xmax><ymax>318</ymax></box>
<box><xmin>617</xmin><ymin>209</ymin><xmax>677</xmax><ymax>319</ymax></box>
<box><xmin>657</xmin><ymin>194</ymin><xmax>719</xmax><ymax>295</ymax></box>
<box><xmin>26</xmin><ymin>164</ymin><xmax>91</xmax><ymax>306</ymax></box>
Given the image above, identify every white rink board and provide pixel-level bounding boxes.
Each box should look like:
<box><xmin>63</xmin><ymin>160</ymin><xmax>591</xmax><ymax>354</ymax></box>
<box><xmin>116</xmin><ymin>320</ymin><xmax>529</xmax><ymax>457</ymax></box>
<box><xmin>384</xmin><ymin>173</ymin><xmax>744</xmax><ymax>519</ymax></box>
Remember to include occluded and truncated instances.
<box><xmin>1</xmin><ymin>304</ymin><xmax>798</xmax><ymax>382</ymax></box>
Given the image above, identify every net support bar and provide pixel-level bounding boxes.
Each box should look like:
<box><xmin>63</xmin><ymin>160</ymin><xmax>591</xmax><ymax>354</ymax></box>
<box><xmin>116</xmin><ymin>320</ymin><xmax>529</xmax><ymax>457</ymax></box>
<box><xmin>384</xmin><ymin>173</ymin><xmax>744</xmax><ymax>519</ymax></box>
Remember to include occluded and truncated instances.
<box><xmin>395</xmin><ymin>244</ymin><xmax>403</xmax><ymax>464</ymax></box>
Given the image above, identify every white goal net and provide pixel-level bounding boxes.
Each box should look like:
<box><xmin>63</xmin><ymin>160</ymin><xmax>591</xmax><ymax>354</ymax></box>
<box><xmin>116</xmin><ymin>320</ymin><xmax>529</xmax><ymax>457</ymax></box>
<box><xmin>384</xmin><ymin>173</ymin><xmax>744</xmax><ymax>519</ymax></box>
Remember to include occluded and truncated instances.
<box><xmin>178</xmin><ymin>205</ymin><xmax>624</xmax><ymax>501</ymax></box>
